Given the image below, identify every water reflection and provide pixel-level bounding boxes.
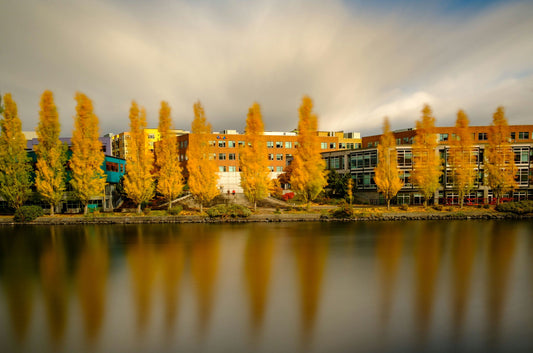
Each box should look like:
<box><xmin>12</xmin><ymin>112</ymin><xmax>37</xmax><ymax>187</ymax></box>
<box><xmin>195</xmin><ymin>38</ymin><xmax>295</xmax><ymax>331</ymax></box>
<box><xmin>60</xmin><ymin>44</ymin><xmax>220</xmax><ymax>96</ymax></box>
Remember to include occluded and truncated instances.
<box><xmin>0</xmin><ymin>221</ymin><xmax>531</xmax><ymax>353</ymax></box>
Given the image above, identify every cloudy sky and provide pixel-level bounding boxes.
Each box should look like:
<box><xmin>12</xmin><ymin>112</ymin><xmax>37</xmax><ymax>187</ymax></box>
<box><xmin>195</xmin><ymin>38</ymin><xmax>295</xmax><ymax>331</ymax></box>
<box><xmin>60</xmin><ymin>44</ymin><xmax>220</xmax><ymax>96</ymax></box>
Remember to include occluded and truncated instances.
<box><xmin>1</xmin><ymin>0</ymin><xmax>532</xmax><ymax>136</ymax></box>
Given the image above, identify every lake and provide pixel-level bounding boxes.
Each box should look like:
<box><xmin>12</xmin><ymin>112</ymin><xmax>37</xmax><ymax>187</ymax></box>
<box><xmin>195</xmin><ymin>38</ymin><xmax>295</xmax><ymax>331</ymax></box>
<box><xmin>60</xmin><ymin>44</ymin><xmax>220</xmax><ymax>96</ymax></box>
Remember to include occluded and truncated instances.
<box><xmin>0</xmin><ymin>221</ymin><xmax>532</xmax><ymax>352</ymax></box>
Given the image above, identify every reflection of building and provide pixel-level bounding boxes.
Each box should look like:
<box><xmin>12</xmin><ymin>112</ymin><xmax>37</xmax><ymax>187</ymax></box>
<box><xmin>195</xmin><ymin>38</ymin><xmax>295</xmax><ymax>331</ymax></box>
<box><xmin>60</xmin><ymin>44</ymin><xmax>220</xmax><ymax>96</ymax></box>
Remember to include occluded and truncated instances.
<box><xmin>173</xmin><ymin>130</ymin><xmax>361</xmax><ymax>193</ymax></box>
<box><xmin>112</xmin><ymin>129</ymin><xmax>189</xmax><ymax>159</ymax></box>
<box><xmin>323</xmin><ymin>125</ymin><xmax>533</xmax><ymax>205</ymax></box>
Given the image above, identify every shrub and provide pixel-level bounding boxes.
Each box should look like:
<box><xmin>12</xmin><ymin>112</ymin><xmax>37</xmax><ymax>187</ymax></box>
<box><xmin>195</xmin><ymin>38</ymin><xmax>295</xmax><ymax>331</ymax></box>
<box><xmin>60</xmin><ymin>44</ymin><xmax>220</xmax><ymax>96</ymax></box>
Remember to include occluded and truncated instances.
<box><xmin>14</xmin><ymin>206</ymin><xmax>44</xmax><ymax>223</ymax></box>
<box><xmin>282</xmin><ymin>192</ymin><xmax>295</xmax><ymax>202</ymax></box>
<box><xmin>483</xmin><ymin>204</ymin><xmax>490</xmax><ymax>209</ymax></box>
<box><xmin>495</xmin><ymin>201</ymin><xmax>533</xmax><ymax>215</ymax></box>
<box><xmin>399</xmin><ymin>204</ymin><xmax>409</xmax><ymax>211</ymax></box>
<box><xmin>167</xmin><ymin>205</ymin><xmax>183</xmax><ymax>215</ymax></box>
<box><xmin>207</xmin><ymin>204</ymin><xmax>252</xmax><ymax>218</ymax></box>
<box><xmin>330</xmin><ymin>203</ymin><xmax>354</xmax><ymax>219</ymax></box>
<box><xmin>432</xmin><ymin>205</ymin><xmax>443</xmax><ymax>211</ymax></box>
<box><xmin>143</xmin><ymin>207</ymin><xmax>151</xmax><ymax>215</ymax></box>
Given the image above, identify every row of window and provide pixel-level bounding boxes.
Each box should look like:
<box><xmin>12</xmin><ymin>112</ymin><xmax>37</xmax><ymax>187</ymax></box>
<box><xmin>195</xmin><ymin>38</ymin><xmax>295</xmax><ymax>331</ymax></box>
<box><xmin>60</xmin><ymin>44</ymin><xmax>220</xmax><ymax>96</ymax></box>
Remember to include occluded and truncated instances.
<box><xmin>320</xmin><ymin>142</ymin><xmax>337</xmax><ymax>149</ymax></box>
<box><xmin>218</xmin><ymin>166</ymin><xmax>284</xmax><ymax>172</ymax></box>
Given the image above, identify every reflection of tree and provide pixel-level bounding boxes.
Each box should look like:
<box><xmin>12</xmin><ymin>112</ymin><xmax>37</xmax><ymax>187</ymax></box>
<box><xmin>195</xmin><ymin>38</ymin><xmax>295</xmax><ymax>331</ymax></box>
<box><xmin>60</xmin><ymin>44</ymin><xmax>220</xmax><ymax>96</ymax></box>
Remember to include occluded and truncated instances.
<box><xmin>76</xmin><ymin>227</ymin><xmax>109</xmax><ymax>343</ymax></box>
<box><xmin>486</xmin><ymin>223</ymin><xmax>516</xmax><ymax>348</ymax></box>
<box><xmin>450</xmin><ymin>224</ymin><xmax>476</xmax><ymax>341</ymax></box>
<box><xmin>376</xmin><ymin>226</ymin><xmax>403</xmax><ymax>327</ymax></box>
<box><xmin>126</xmin><ymin>229</ymin><xmax>158</xmax><ymax>335</ymax></box>
<box><xmin>0</xmin><ymin>237</ymin><xmax>36</xmax><ymax>344</ymax></box>
<box><xmin>160</xmin><ymin>237</ymin><xmax>185</xmax><ymax>335</ymax></box>
<box><xmin>244</xmin><ymin>232</ymin><xmax>275</xmax><ymax>338</ymax></box>
<box><xmin>40</xmin><ymin>229</ymin><xmax>69</xmax><ymax>346</ymax></box>
<box><xmin>294</xmin><ymin>234</ymin><xmax>328</xmax><ymax>342</ymax></box>
<box><xmin>414</xmin><ymin>224</ymin><xmax>442</xmax><ymax>345</ymax></box>
<box><xmin>191</xmin><ymin>232</ymin><xmax>220</xmax><ymax>336</ymax></box>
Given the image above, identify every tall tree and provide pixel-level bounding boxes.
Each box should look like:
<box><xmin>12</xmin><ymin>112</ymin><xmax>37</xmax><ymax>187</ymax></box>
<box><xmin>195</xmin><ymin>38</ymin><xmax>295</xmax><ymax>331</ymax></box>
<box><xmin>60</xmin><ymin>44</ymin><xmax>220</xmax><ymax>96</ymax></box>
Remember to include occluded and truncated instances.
<box><xmin>411</xmin><ymin>104</ymin><xmax>442</xmax><ymax>207</ymax></box>
<box><xmin>485</xmin><ymin>106</ymin><xmax>517</xmax><ymax>204</ymax></box>
<box><xmin>155</xmin><ymin>101</ymin><xmax>183</xmax><ymax>210</ymax></box>
<box><xmin>374</xmin><ymin>117</ymin><xmax>403</xmax><ymax>210</ymax></box>
<box><xmin>0</xmin><ymin>93</ymin><xmax>32</xmax><ymax>209</ymax></box>
<box><xmin>447</xmin><ymin>110</ymin><xmax>476</xmax><ymax>208</ymax></box>
<box><xmin>123</xmin><ymin>101</ymin><xmax>155</xmax><ymax>214</ymax></box>
<box><xmin>70</xmin><ymin>92</ymin><xmax>105</xmax><ymax>215</ymax></box>
<box><xmin>291</xmin><ymin>96</ymin><xmax>327</xmax><ymax>209</ymax></box>
<box><xmin>187</xmin><ymin>101</ymin><xmax>219</xmax><ymax>213</ymax></box>
<box><xmin>240</xmin><ymin>102</ymin><xmax>271</xmax><ymax>211</ymax></box>
<box><xmin>35</xmin><ymin>90</ymin><xmax>67</xmax><ymax>215</ymax></box>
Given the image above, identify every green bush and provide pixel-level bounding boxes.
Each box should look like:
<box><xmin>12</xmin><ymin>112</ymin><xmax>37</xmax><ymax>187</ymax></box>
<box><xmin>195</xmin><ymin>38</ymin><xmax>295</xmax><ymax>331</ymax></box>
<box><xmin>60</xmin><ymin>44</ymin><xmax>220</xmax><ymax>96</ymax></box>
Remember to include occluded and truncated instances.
<box><xmin>207</xmin><ymin>204</ymin><xmax>251</xmax><ymax>218</ymax></box>
<box><xmin>143</xmin><ymin>207</ymin><xmax>151</xmax><ymax>215</ymax></box>
<box><xmin>330</xmin><ymin>203</ymin><xmax>354</xmax><ymax>219</ymax></box>
<box><xmin>495</xmin><ymin>201</ymin><xmax>533</xmax><ymax>215</ymax></box>
<box><xmin>14</xmin><ymin>206</ymin><xmax>44</xmax><ymax>223</ymax></box>
<box><xmin>167</xmin><ymin>205</ymin><xmax>183</xmax><ymax>215</ymax></box>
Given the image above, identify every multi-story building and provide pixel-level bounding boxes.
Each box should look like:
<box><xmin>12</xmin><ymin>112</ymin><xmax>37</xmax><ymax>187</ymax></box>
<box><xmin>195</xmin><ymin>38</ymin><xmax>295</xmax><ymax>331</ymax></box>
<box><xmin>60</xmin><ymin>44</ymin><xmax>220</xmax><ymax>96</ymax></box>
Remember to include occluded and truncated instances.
<box><xmin>24</xmin><ymin>131</ymin><xmax>113</xmax><ymax>156</ymax></box>
<box><xmin>112</xmin><ymin>128</ymin><xmax>189</xmax><ymax>159</ymax></box>
<box><xmin>323</xmin><ymin>125</ymin><xmax>533</xmax><ymax>205</ymax></box>
<box><xmin>173</xmin><ymin>129</ymin><xmax>362</xmax><ymax>193</ymax></box>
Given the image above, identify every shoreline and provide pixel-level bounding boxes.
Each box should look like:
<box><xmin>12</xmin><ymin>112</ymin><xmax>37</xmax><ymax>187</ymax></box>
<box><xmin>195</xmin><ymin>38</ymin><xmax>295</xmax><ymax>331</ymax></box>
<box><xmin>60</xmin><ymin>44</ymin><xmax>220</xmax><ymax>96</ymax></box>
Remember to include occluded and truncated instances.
<box><xmin>0</xmin><ymin>211</ymin><xmax>531</xmax><ymax>225</ymax></box>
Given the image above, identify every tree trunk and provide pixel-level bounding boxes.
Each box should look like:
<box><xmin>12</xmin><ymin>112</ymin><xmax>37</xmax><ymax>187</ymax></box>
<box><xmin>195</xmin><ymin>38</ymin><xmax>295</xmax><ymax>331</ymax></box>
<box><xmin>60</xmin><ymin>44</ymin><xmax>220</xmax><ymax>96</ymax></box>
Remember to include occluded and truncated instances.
<box><xmin>137</xmin><ymin>203</ymin><xmax>142</xmax><ymax>214</ymax></box>
<box><xmin>254</xmin><ymin>201</ymin><xmax>257</xmax><ymax>212</ymax></box>
<box><xmin>200</xmin><ymin>204</ymin><xmax>203</xmax><ymax>213</ymax></box>
<box><xmin>84</xmin><ymin>203</ymin><xmax>88</xmax><ymax>215</ymax></box>
<box><xmin>424</xmin><ymin>198</ymin><xmax>428</xmax><ymax>208</ymax></box>
<box><xmin>168</xmin><ymin>199</ymin><xmax>173</xmax><ymax>211</ymax></box>
<box><xmin>50</xmin><ymin>202</ymin><xmax>55</xmax><ymax>216</ymax></box>
<box><xmin>387</xmin><ymin>199</ymin><xmax>391</xmax><ymax>211</ymax></box>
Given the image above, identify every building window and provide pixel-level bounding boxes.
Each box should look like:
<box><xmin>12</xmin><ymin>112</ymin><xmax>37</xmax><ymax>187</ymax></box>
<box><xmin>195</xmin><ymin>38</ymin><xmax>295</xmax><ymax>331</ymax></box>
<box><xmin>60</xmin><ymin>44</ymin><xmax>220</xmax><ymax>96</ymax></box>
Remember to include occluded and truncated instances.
<box><xmin>276</xmin><ymin>166</ymin><xmax>283</xmax><ymax>172</ymax></box>
<box><xmin>268</xmin><ymin>154</ymin><xmax>274</xmax><ymax>161</ymax></box>
<box><xmin>229</xmin><ymin>153</ymin><xmax>236</xmax><ymax>160</ymax></box>
<box><xmin>439</xmin><ymin>133</ymin><xmax>448</xmax><ymax>141</ymax></box>
<box><xmin>148</xmin><ymin>134</ymin><xmax>155</xmax><ymax>139</ymax></box>
<box><xmin>238</xmin><ymin>141</ymin><xmax>245</xmax><ymax>147</ymax></box>
<box><xmin>218</xmin><ymin>141</ymin><xmax>226</xmax><ymax>147</ymax></box>
<box><xmin>285</xmin><ymin>141</ymin><xmax>292</xmax><ymax>148</ymax></box>
<box><xmin>321</xmin><ymin>142</ymin><xmax>328</xmax><ymax>149</ymax></box>
<box><xmin>276</xmin><ymin>141</ymin><xmax>283</xmax><ymax>148</ymax></box>
<box><xmin>228</xmin><ymin>166</ymin><xmax>236</xmax><ymax>172</ymax></box>
<box><xmin>330</xmin><ymin>143</ymin><xmax>336</xmax><ymax>149</ymax></box>
<box><xmin>519</xmin><ymin>132</ymin><xmax>529</xmax><ymax>140</ymax></box>
<box><xmin>219</xmin><ymin>166</ymin><xmax>226</xmax><ymax>172</ymax></box>
<box><xmin>267</xmin><ymin>141</ymin><xmax>274</xmax><ymax>148</ymax></box>
<box><xmin>219</xmin><ymin>153</ymin><xmax>226</xmax><ymax>160</ymax></box>
<box><xmin>276</xmin><ymin>154</ymin><xmax>283</xmax><ymax>161</ymax></box>
<box><xmin>478</xmin><ymin>133</ymin><xmax>488</xmax><ymax>141</ymax></box>
<box><xmin>396</xmin><ymin>138</ymin><xmax>401</xmax><ymax>145</ymax></box>
<box><xmin>268</xmin><ymin>166</ymin><xmax>274</xmax><ymax>172</ymax></box>
<box><xmin>510</xmin><ymin>132</ymin><xmax>516</xmax><ymax>140</ymax></box>
<box><xmin>228</xmin><ymin>141</ymin><xmax>236</xmax><ymax>147</ymax></box>
<box><xmin>209</xmin><ymin>140</ymin><xmax>216</xmax><ymax>147</ymax></box>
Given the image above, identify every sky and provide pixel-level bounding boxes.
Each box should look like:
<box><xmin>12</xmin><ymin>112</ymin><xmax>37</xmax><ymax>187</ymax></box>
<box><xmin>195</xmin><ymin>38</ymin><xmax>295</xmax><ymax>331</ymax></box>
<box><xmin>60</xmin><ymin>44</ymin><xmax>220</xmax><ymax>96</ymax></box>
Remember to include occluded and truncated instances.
<box><xmin>0</xmin><ymin>0</ymin><xmax>532</xmax><ymax>136</ymax></box>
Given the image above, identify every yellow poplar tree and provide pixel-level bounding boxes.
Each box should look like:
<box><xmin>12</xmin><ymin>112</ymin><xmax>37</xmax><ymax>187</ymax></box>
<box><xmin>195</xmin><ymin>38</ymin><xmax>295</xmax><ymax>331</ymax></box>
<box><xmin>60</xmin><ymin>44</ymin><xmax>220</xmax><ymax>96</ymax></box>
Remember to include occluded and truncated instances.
<box><xmin>240</xmin><ymin>102</ymin><xmax>271</xmax><ymax>211</ymax></box>
<box><xmin>447</xmin><ymin>110</ymin><xmax>476</xmax><ymax>208</ymax></box>
<box><xmin>411</xmin><ymin>104</ymin><xmax>442</xmax><ymax>207</ymax></box>
<box><xmin>374</xmin><ymin>117</ymin><xmax>403</xmax><ymax>210</ymax></box>
<box><xmin>35</xmin><ymin>90</ymin><xmax>67</xmax><ymax>215</ymax></box>
<box><xmin>123</xmin><ymin>101</ymin><xmax>155</xmax><ymax>214</ymax></box>
<box><xmin>291</xmin><ymin>96</ymin><xmax>327</xmax><ymax>209</ymax></box>
<box><xmin>485</xmin><ymin>106</ymin><xmax>517</xmax><ymax>204</ymax></box>
<box><xmin>70</xmin><ymin>93</ymin><xmax>106</xmax><ymax>215</ymax></box>
<box><xmin>187</xmin><ymin>101</ymin><xmax>219</xmax><ymax>213</ymax></box>
<box><xmin>155</xmin><ymin>101</ymin><xmax>183</xmax><ymax>210</ymax></box>
<box><xmin>0</xmin><ymin>93</ymin><xmax>32</xmax><ymax>209</ymax></box>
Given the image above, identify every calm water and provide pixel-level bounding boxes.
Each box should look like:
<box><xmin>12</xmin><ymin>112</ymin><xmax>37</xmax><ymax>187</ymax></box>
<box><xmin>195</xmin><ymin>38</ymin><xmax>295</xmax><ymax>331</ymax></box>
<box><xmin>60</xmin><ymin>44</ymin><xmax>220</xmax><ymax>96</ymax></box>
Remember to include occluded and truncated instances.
<box><xmin>0</xmin><ymin>221</ymin><xmax>532</xmax><ymax>353</ymax></box>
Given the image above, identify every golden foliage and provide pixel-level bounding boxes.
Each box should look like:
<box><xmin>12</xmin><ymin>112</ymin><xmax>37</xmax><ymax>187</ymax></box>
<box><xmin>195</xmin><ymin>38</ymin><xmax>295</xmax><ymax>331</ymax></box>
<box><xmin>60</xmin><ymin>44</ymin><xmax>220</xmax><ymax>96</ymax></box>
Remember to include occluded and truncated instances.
<box><xmin>154</xmin><ymin>101</ymin><xmax>183</xmax><ymax>210</ymax></box>
<box><xmin>0</xmin><ymin>93</ymin><xmax>32</xmax><ymax>209</ymax></box>
<box><xmin>485</xmin><ymin>106</ymin><xmax>517</xmax><ymax>204</ymax></box>
<box><xmin>291</xmin><ymin>96</ymin><xmax>327</xmax><ymax>208</ymax></box>
<box><xmin>411</xmin><ymin>104</ymin><xmax>442</xmax><ymax>206</ymax></box>
<box><xmin>187</xmin><ymin>101</ymin><xmax>219</xmax><ymax>212</ymax></box>
<box><xmin>447</xmin><ymin>110</ymin><xmax>476</xmax><ymax>208</ymax></box>
<box><xmin>240</xmin><ymin>102</ymin><xmax>271</xmax><ymax>210</ymax></box>
<box><xmin>374</xmin><ymin>117</ymin><xmax>403</xmax><ymax>210</ymax></box>
<box><xmin>124</xmin><ymin>101</ymin><xmax>155</xmax><ymax>213</ymax></box>
<box><xmin>35</xmin><ymin>90</ymin><xmax>67</xmax><ymax>215</ymax></box>
<box><xmin>70</xmin><ymin>93</ymin><xmax>105</xmax><ymax>215</ymax></box>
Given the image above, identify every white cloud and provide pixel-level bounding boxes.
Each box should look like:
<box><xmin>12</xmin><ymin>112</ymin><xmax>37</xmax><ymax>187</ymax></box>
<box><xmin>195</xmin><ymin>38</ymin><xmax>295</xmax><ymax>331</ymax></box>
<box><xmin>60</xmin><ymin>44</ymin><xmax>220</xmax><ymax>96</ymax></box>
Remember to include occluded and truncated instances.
<box><xmin>0</xmin><ymin>0</ymin><xmax>531</xmax><ymax>136</ymax></box>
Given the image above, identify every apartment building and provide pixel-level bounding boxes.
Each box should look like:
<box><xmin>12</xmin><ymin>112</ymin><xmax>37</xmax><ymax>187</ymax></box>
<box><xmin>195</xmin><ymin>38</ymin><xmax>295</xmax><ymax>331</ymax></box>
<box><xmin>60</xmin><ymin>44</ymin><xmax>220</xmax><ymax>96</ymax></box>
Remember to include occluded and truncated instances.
<box><xmin>174</xmin><ymin>130</ymin><xmax>362</xmax><ymax>193</ymax></box>
<box><xmin>323</xmin><ymin>125</ymin><xmax>533</xmax><ymax>205</ymax></box>
<box><xmin>112</xmin><ymin>128</ymin><xmax>189</xmax><ymax>159</ymax></box>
